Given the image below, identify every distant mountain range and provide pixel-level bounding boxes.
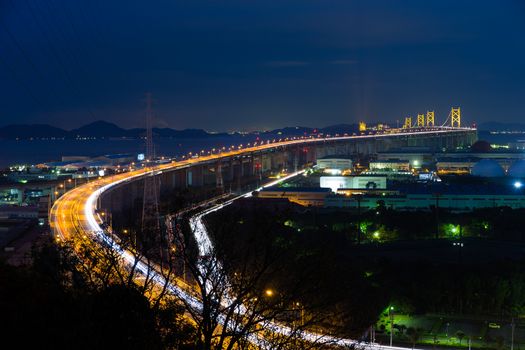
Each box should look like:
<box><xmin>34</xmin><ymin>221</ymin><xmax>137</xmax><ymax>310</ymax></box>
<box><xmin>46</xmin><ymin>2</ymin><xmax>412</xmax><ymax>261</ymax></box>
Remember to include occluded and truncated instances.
<box><xmin>0</xmin><ymin>120</ymin><xmax>362</xmax><ymax>140</ymax></box>
<box><xmin>2</xmin><ymin>120</ymin><xmax>522</xmax><ymax>140</ymax></box>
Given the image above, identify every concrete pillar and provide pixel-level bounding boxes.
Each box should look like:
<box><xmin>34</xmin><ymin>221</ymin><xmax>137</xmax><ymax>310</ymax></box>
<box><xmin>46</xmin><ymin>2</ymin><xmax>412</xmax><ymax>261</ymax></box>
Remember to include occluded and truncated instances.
<box><xmin>215</xmin><ymin>161</ymin><xmax>223</xmax><ymax>191</ymax></box>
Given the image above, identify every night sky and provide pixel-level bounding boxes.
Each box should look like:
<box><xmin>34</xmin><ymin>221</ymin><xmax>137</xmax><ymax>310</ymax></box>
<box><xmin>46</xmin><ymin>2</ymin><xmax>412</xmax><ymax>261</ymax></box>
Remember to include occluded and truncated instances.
<box><xmin>1</xmin><ymin>0</ymin><xmax>524</xmax><ymax>131</ymax></box>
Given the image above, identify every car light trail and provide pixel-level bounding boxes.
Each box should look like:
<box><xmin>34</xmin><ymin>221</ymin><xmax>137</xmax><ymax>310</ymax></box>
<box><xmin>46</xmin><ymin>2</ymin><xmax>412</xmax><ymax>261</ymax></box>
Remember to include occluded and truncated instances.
<box><xmin>188</xmin><ymin>169</ymin><xmax>424</xmax><ymax>349</ymax></box>
<box><xmin>50</xmin><ymin>131</ymin><xmax>463</xmax><ymax>349</ymax></box>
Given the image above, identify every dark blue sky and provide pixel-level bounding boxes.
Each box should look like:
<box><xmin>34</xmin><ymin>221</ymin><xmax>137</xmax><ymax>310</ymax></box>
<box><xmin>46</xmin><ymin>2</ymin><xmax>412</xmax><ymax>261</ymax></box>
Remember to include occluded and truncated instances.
<box><xmin>1</xmin><ymin>0</ymin><xmax>524</xmax><ymax>131</ymax></box>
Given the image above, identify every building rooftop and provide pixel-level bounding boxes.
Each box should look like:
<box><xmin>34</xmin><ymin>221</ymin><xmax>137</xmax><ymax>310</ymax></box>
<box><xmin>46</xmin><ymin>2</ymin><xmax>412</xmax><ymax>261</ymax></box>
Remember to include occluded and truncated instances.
<box><xmin>389</xmin><ymin>180</ymin><xmax>524</xmax><ymax>196</ymax></box>
<box><xmin>436</xmin><ymin>157</ymin><xmax>480</xmax><ymax>162</ymax></box>
<box><xmin>318</xmin><ymin>155</ymin><xmax>353</xmax><ymax>160</ymax></box>
<box><xmin>71</xmin><ymin>160</ymin><xmax>113</xmax><ymax>168</ymax></box>
<box><xmin>44</xmin><ymin>161</ymin><xmax>78</xmax><ymax>167</ymax></box>
<box><xmin>101</xmin><ymin>153</ymin><xmax>134</xmax><ymax>159</ymax></box>
<box><xmin>260</xmin><ymin>186</ymin><xmax>332</xmax><ymax>193</ymax></box>
<box><xmin>371</xmin><ymin>159</ymin><xmax>409</xmax><ymax>163</ymax></box>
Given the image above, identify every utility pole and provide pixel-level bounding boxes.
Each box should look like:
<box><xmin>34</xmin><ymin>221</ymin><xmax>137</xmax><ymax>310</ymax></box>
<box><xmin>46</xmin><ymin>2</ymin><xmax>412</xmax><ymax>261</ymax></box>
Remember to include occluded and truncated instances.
<box><xmin>435</xmin><ymin>193</ymin><xmax>440</xmax><ymax>239</ymax></box>
<box><xmin>459</xmin><ymin>224</ymin><xmax>463</xmax><ymax>265</ymax></box>
<box><xmin>511</xmin><ymin>317</ymin><xmax>515</xmax><ymax>350</ymax></box>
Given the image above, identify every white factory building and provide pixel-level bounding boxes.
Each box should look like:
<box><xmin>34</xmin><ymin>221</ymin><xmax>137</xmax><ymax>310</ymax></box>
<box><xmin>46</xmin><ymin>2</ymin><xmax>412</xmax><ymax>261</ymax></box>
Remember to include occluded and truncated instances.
<box><xmin>320</xmin><ymin>176</ymin><xmax>387</xmax><ymax>192</ymax></box>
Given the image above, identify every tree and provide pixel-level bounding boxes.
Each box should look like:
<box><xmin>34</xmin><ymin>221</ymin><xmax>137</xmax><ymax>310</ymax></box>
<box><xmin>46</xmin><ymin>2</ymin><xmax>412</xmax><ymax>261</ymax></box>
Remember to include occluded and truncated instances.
<box><xmin>406</xmin><ymin>327</ymin><xmax>423</xmax><ymax>349</ymax></box>
<box><xmin>170</xmin><ymin>212</ymin><xmax>345</xmax><ymax>350</ymax></box>
<box><xmin>47</xmin><ymin>223</ymin><xmax>195</xmax><ymax>348</ymax></box>
<box><xmin>456</xmin><ymin>330</ymin><xmax>465</xmax><ymax>345</ymax></box>
<box><xmin>2</xmin><ymin>236</ymin><xmax>195</xmax><ymax>350</ymax></box>
<box><xmin>495</xmin><ymin>335</ymin><xmax>505</xmax><ymax>350</ymax></box>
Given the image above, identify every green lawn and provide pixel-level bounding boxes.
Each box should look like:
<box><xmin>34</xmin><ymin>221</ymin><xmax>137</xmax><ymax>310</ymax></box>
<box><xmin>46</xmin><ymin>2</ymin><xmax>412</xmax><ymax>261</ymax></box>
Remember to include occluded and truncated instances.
<box><xmin>375</xmin><ymin>312</ymin><xmax>522</xmax><ymax>349</ymax></box>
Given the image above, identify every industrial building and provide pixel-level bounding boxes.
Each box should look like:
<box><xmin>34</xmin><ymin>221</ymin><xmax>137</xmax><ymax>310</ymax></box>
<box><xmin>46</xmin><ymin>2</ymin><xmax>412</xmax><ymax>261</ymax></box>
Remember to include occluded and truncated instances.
<box><xmin>325</xmin><ymin>192</ymin><xmax>525</xmax><ymax>211</ymax></box>
<box><xmin>320</xmin><ymin>176</ymin><xmax>387</xmax><ymax>192</ymax></box>
<box><xmin>376</xmin><ymin>147</ymin><xmax>433</xmax><ymax>169</ymax></box>
<box><xmin>325</xmin><ymin>181</ymin><xmax>525</xmax><ymax>211</ymax></box>
<box><xmin>316</xmin><ymin>156</ymin><xmax>353</xmax><ymax>171</ymax></box>
<box><xmin>0</xmin><ymin>205</ymin><xmax>39</xmax><ymax>220</ymax></box>
<box><xmin>436</xmin><ymin>158</ymin><xmax>477</xmax><ymax>175</ymax></box>
<box><xmin>369</xmin><ymin>159</ymin><xmax>410</xmax><ymax>172</ymax></box>
<box><xmin>256</xmin><ymin>187</ymin><xmax>331</xmax><ymax>206</ymax></box>
<box><xmin>378</xmin><ymin>146</ymin><xmax>525</xmax><ymax>176</ymax></box>
<box><xmin>43</xmin><ymin>153</ymin><xmax>136</xmax><ymax>171</ymax></box>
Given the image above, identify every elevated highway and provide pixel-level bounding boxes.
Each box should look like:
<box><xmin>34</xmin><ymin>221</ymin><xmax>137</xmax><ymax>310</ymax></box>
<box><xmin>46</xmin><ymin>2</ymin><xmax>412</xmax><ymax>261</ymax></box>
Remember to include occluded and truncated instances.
<box><xmin>99</xmin><ymin>127</ymin><xmax>477</xmax><ymax>218</ymax></box>
<box><xmin>50</xmin><ymin>127</ymin><xmax>475</xmax><ymax>348</ymax></box>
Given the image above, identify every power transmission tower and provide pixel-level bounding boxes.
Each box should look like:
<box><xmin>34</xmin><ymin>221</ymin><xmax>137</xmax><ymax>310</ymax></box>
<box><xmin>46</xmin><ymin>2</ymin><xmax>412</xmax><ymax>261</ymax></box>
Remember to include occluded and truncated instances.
<box><xmin>451</xmin><ymin>107</ymin><xmax>461</xmax><ymax>128</ymax></box>
<box><xmin>144</xmin><ymin>93</ymin><xmax>155</xmax><ymax>161</ymax></box>
<box><xmin>141</xmin><ymin>93</ymin><xmax>162</xmax><ymax>258</ymax></box>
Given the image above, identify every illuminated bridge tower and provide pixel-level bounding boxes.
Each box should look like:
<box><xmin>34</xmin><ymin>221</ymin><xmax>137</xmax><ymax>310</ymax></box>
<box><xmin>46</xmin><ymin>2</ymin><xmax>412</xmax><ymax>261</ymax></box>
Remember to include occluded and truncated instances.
<box><xmin>403</xmin><ymin>116</ymin><xmax>412</xmax><ymax>129</ymax></box>
<box><xmin>451</xmin><ymin>107</ymin><xmax>461</xmax><ymax>128</ymax></box>
<box><xmin>426</xmin><ymin>111</ymin><xmax>435</xmax><ymax>127</ymax></box>
<box><xmin>417</xmin><ymin>114</ymin><xmax>425</xmax><ymax>127</ymax></box>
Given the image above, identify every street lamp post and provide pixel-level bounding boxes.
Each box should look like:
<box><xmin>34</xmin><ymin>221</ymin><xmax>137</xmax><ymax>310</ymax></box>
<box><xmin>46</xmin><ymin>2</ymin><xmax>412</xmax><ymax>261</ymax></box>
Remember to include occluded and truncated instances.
<box><xmin>434</xmin><ymin>192</ymin><xmax>440</xmax><ymax>239</ymax></box>
<box><xmin>389</xmin><ymin>306</ymin><xmax>394</xmax><ymax>347</ymax></box>
<box><xmin>297</xmin><ymin>302</ymin><xmax>304</xmax><ymax>327</ymax></box>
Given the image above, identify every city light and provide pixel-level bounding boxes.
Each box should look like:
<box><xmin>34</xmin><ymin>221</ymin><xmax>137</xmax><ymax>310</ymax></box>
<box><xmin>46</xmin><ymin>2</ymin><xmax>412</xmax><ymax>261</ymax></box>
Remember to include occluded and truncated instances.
<box><xmin>514</xmin><ymin>181</ymin><xmax>523</xmax><ymax>189</ymax></box>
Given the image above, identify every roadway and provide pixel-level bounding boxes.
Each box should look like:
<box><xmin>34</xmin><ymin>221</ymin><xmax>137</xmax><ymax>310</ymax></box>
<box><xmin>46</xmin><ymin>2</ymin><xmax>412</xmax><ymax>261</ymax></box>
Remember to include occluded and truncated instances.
<box><xmin>49</xmin><ymin>129</ymin><xmax>465</xmax><ymax>348</ymax></box>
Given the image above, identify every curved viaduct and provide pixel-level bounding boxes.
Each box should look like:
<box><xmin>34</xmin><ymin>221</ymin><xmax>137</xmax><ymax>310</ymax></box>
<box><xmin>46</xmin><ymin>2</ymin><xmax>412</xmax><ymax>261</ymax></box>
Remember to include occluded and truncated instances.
<box><xmin>99</xmin><ymin>127</ymin><xmax>477</xmax><ymax>220</ymax></box>
<box><xmin>49</xmin><ymin>127</ymin><xmax>476</xmax><ymax>348</ymax></box>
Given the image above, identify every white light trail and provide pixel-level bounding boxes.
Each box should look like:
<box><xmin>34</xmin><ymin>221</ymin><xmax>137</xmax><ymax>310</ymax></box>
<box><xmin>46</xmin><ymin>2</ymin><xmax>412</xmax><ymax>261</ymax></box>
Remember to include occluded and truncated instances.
<box><xmin>79</xmin><ymin>170</ymin><xmax>424</xmax><ymax>350</ymax></box>
<box><xmin>54</xmin><ymin>130</ymin><xmax>465</xmax><ymax>349</ymax></box>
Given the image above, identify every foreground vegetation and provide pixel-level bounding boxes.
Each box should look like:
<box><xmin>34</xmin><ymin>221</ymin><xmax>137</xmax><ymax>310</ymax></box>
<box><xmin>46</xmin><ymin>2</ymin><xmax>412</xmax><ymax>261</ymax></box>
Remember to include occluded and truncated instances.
<box><xmin>7</xmin><ymin>184</ymin><xmax>525</xmax><ymax>349</ymax></box>
<box><xmin>0</xmin><ymin>238</ymin><xmax>195</xmax><ymax>349</ymax></box>
<box><xmin>206</xmin><ymin>200</ymin><xmax>525</xmax><ymax>349</ymax></box>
